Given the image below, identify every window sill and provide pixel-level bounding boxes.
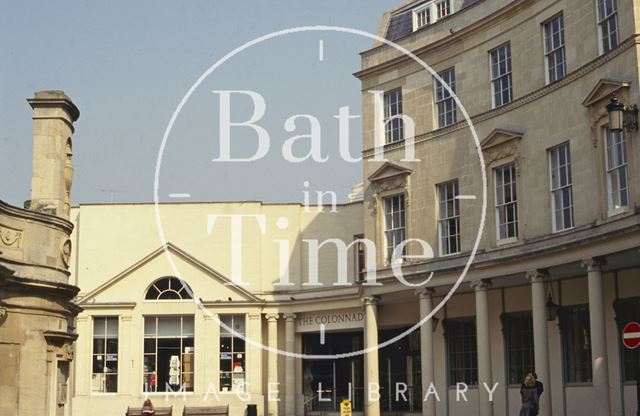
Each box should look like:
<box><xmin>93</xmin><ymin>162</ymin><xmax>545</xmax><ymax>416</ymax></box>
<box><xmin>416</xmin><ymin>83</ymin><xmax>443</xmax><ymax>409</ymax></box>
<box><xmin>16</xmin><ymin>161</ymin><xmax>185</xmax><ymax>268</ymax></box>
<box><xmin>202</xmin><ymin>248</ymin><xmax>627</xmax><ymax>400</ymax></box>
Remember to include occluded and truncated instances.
<box><xmin>552</xmin><ymin>226</ymin><xmax>574</xmax><ymax>235</ymax></box>
<box><xmin>564</xmin><ymin>382</ymin><xmax>593</xmax><ymax>387</ymax></box>
<box><xmin>90</xmin><ymin>392</ymin><xmax>119</xmax><ymax>396</ymax></box>
<box><xmin>607</xmin><ymin>206</ymin><xmax>631</xmax><ymax>218</ymax></box>
<box><xmin>496</xmin><ymin>237</ymin><xmax>518</xmax><ymax>246</ymax></box>
<box><xmin>438</xmin><ymin>251</ymin><xmax>461</xmax><ymax>258</ymax></box>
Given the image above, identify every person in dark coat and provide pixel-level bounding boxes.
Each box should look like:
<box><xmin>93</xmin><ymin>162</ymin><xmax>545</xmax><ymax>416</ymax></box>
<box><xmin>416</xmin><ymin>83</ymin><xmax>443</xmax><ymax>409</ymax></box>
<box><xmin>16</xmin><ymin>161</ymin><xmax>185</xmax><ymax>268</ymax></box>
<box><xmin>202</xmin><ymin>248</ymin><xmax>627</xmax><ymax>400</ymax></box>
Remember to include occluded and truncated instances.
<box><xmin>532</xmin><ymin>372</ymin><xmax>544</xmax><ymax>400</ymax></box>
<box><xmin>519</xmin><ymin>373</ymin><xmax>539</xmax><ymax>416</ymax></box>
<box><xmin>141</xmin><ymin>399</ymin><xmax>155</xmax><ymax>415</ymax></box>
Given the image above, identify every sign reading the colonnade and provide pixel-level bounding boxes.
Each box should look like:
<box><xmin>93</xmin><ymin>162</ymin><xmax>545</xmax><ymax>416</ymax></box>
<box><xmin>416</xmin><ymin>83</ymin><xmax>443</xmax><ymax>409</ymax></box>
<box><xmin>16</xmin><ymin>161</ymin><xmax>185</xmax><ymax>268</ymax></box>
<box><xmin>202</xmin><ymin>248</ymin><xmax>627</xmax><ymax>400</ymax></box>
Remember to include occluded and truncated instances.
<box><xmin>296</xmin><ymin>309</ymin><xmax>364</xmax><ymax>333</ymax></box>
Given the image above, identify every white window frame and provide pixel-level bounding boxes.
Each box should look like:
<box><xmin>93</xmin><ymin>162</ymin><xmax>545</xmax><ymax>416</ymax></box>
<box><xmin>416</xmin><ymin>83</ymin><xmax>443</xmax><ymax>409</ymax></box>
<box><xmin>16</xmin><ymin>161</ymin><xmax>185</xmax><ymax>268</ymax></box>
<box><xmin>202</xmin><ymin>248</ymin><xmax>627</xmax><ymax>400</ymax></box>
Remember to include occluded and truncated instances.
<box><xmin>383</xmin><ymin>194</ymin><xmax>406</xmax><ymax>264</ymax></box>
<box><xmin>436</xmin><ymin>0</ymin><xmax>452</xmax><ymax>19</ymax></box>
<box><xmin>604</xmin><ymin>126</ymin><xmax>630</xmax><ymax>215</ymax></box>
<box><xmin>142</xmin><ymin>315</ymin><xmax>195</xmax><ymax>394</ymax></box>
<box><xmin>438</xmin><ymin>180</ymin><xmax>461</xmax><ymax>256</ymax></box>
<box><xmin>543</xmin><ymin>14</ymin><xmax>566</xmax><ymax>84</ymax></box>
<box><xmin>596</xmin><ymin>0</ymin><xmax>619</xmax><ymax>55</ymax></box>
<box><xmin>219</xmin><ymin>314</ymin><xmax>246</xmax><ymax>393</ymax></box>
<box><xmin>91</xmin><ymin>316</ymin><xmax>119</xmax><ymax>394</ymax></box>
<box><xmin>383</xmin><ymin>89</ymin><xmax>404</xmax><ymax>144</ymax></box>
<box><xmin>434</xmin><ymin>67</ymin><xmax>457</xmax><ymax>128</ymax></box>
<box><xmin>549</xmin><ymin>143</ymin><xmax>574</xmax><ymax>232</ymax></box>
<box><xmin>412</xmin><ymin>0</ymin><xmax>453</xmax><ymax>31</ymax></box>
<box><xmin>490</xmin><ymin>43</ymin><xmax>513</xmax><ymax>108</ymax></box>
<box><xmin>413</xmin><ymin>4</ymin><xmax>432</xmax><ymax>30</ymax></box>
<box><xmin>494</xmin><ymin>163</ymin><xmax>518</xmax><ymax>242</ymax></box>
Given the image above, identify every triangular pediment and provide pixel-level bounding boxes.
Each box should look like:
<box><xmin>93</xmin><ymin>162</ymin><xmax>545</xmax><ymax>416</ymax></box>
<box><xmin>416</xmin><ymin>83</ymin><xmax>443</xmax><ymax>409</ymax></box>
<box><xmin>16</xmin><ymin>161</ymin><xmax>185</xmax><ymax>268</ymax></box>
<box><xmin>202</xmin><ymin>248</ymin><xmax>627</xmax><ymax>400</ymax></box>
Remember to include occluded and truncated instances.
<box><xmin>368</xmin><ymin>162</ymin><xmax>412</xmax><ymax>182</ymax></box>
<box><xmin>77</xmin><ymin>242</ymin><xmax>261</xmax><ymax>305</ymax></box>
<box><xmin>582</xmin><ymin>79</ymin><xmax>630</xmax><ymax>107</ymax></box>
<box><xmin>481</xmin><ymin>128</ymin><xmax>523</xmax><ymax>151</ymax></box>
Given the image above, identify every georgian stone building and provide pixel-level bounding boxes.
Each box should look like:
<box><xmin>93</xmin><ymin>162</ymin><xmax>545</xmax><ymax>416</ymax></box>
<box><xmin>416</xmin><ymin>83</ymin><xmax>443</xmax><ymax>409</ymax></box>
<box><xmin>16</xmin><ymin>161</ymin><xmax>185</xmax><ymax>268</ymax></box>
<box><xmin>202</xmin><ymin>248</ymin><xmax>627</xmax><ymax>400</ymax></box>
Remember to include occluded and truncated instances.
<box><xmin>0</xmin><ymin>91</ymin><xmax>81</xmax><ymax>416</ymax></box>
<box><xmin>356</xmin><ymin>0</ymin><xmax>640</xmax><ymax>415</ymax></box>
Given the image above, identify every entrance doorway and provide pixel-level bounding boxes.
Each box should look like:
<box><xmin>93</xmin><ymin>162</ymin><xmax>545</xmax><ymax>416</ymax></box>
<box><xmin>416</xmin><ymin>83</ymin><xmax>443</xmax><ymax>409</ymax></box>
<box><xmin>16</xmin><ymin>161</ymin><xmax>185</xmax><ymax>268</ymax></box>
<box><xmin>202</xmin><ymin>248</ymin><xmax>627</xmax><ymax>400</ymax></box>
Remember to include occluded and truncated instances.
<box><xmin>302</xmin><ymin>331</ymin><xmax>363</xmax><ymax>412</ymax></box>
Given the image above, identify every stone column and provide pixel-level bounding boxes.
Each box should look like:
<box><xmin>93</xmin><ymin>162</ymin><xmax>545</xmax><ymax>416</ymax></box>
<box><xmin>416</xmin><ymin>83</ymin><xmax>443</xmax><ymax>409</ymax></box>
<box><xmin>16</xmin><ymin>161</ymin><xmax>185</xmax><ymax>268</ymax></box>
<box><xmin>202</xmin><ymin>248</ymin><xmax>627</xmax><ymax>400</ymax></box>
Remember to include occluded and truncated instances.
<box><xmin>471</xmin><ymin>279</ymin><xmax>493</xmax><ymax>416</ymax></box>
<box><xmin>363</xmin><ymin>296</ymin><xmax>381</xmax><ymax>416</ymax></box>
<box><xmin>284</xmin><ymin>313</ymin><xmax>296</xmax><ymax>416</ymax></box>
<box><xmin>583</xmin><ymin>258</ymin><xmax>611</xmax><ymax>416</ymax></box>
<box><xmin>266</xmin><ymin>313</ymin><xmax>280</xmax><ymax>416</ymax></box>
<box><xmin>526</xmin><ymin>270</ymin><xmax>553</xmax><ymax>416</ymax></box>
<box><xmin>417</xmin><ymin>288</ymin><xmax>436</xmax><ymax>416</ymax></box>
<box><xmin>294</xmin><ymin>333</ymin><xmax>304</xmax><ymax>415</ymax></box>
<box><xmin>247</xmin><ymin>313</ymin><xmax>263</xmax><ymax>399</ymax></box>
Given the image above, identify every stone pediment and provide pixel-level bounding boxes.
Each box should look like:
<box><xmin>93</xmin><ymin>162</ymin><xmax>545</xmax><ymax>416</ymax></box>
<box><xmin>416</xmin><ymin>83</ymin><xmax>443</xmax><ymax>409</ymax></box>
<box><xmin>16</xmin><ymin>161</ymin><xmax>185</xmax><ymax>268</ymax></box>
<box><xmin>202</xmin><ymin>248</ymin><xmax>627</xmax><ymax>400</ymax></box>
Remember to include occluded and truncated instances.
<box><xmin>582</xmin><ymin>79</ymin><xmax>630</xmax><ymax>107</ymax></box>
<box><xmin>368</xmin><ymin>162</ymin><xmax>412</xmax><ymax>182</ymax></box>
<box><xmin>481</xmin><ymin>129</ymin><xmax>523</xmax><ymax>167</ymax></box>
<box><xmin>77</xmin><ymin>242</ymin><xmax>261</xmax><ymax>305</ymax></box>
<box><xmin>481</xmin><ymin>128</ymin><xmax>523</xmax><ymax>151</ymax></box>
<box><xmin>368</xmin><ymin>162</ymin><xmax>412</xmax><ymax>194</ymax></box>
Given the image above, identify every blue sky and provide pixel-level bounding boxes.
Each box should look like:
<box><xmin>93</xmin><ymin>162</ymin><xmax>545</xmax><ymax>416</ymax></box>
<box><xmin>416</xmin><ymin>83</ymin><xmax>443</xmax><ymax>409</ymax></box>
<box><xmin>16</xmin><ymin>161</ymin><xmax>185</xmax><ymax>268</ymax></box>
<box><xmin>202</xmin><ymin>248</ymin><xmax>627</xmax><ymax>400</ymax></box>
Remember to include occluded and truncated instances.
<box><xmin>0</xmin><ymin>1</ymin><xmax>396</xmax><ymax>206</ymax></box>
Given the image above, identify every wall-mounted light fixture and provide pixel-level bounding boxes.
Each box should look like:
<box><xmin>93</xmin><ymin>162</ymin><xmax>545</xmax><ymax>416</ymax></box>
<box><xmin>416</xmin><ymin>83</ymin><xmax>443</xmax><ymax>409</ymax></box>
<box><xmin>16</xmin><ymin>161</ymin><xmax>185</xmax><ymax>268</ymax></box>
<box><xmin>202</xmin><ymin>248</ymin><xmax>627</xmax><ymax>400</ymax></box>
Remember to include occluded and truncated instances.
<box><xmin>606</xmin><ymin>94</ymin><xmax>638</xmax><ymax>132</ymax></box>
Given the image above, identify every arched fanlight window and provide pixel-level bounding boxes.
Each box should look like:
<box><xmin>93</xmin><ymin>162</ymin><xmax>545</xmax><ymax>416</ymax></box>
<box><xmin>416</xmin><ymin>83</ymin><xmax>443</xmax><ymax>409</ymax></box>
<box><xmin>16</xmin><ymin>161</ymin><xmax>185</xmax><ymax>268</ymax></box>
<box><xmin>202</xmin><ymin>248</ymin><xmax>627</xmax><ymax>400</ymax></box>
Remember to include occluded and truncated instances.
<box><xmin>145</xmin><ymin>277</ymin><xmax>193</xmax><ymax>300</ymax></box>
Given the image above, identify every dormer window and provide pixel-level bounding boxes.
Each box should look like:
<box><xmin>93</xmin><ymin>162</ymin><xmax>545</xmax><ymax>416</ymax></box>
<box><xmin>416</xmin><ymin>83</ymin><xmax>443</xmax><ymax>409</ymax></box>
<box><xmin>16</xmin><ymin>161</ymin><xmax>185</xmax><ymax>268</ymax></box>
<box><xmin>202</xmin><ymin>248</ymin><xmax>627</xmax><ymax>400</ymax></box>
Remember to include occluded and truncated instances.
<box><xmin>437</xmin><ymin>0</ymin><xmax>451</xmax><ymax>19</ymax></box>
<box><xmin>412</xmin><ymin>0</ymin><xmax>452</xmax><ymax>31</ymax></box>
<box><xmin>414</xmin><ymin>5</ymin><xmax>432</xmax><ymax>29</ymax></box>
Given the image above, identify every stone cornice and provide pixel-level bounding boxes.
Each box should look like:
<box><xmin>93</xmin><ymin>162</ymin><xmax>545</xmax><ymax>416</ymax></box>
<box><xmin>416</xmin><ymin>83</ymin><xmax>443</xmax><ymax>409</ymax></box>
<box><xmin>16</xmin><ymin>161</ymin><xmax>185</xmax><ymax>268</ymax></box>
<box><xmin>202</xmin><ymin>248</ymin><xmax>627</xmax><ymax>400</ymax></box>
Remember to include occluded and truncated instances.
<box><xmin>80</xmin><ymin>302</ymin><xmax>137</xmax><ymax>310</ymax></box>
<box><xmin>371</xmin><ymin>211</ymin><xmax>640</xmax><ymax>282</ymax></box>
<box><xmin>0</xmin><ymin>199</ymin><xmax>73</xmax><ymax>233</ymax></box>
<box><xmin>362</xmin><ymin>34</ymin><xmax>640</xmax><ymax>158</ymax></box>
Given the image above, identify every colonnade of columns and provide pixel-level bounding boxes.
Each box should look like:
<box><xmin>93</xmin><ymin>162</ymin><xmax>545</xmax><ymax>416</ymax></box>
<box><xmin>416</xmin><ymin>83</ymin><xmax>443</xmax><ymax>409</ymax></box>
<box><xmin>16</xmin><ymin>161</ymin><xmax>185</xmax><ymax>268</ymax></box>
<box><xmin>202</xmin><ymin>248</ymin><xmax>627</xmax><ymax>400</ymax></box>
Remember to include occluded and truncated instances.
<box><xmin>263</xmin><ymin>257</ymin><xmax>611</xmax><ymax>416</ymax></box>
<box><xmin>411</xmin><ymin>258</ymin><xmax>610</xmax><ymax>416</ymax></box>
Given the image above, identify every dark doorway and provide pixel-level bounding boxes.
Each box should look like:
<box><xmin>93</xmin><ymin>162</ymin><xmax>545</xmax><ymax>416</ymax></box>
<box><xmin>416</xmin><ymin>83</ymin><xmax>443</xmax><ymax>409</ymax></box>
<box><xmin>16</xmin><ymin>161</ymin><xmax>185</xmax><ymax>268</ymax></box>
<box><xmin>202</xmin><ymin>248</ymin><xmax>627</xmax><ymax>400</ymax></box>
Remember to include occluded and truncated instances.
<box><xmin>302</xmin><ymin>331</ymin><xmax>364</xmax><ymax>412</ymax></box>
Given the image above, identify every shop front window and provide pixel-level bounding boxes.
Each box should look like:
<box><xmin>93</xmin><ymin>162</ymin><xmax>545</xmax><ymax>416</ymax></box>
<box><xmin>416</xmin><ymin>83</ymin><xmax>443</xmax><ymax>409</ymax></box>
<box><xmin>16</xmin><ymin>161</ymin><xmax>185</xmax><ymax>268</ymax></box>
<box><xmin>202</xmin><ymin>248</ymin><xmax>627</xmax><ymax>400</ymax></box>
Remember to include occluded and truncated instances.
<box><xmin>444</xmin><ymin>318</ymin><xmax>477</xmax><ymax>386</ymax></box>
<box><xmin>143</xmin><ymin>316</ymin><xmax>195</xmax><ymax>392</ymax></box>
<box><xmin>92</xmin><ymin>316</ymin><xmax>119</xmax><ymax>393</ymax></box>
<box><xmin>219</xmin><ymin>315</ymin><xmax>246</xmax><ymax>392</ymax></box>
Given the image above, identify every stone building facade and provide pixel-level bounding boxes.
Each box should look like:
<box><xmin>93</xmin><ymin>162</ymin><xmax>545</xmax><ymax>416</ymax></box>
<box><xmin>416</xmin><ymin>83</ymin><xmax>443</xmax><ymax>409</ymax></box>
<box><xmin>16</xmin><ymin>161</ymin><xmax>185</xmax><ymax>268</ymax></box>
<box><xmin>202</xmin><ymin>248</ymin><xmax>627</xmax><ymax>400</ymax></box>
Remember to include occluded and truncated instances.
<box><xmin>356</xmin><ymin>0</ymin><xmax>640</xmax><ymax>415</ymax></box>
<box><xmin>0</xmin><ymin>91</ymin><xmax>81</xmax><ymax>416</ymax></box>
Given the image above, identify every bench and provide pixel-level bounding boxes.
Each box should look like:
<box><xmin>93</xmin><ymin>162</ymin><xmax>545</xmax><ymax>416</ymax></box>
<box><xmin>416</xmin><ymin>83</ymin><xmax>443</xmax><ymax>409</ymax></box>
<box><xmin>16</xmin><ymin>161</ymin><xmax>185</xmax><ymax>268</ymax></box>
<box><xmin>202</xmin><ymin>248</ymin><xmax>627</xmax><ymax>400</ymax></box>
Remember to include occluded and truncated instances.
<box><xmin>126</xmin><ymin>406</ymin><xmax>172</xmax><ymax>416</ymax></box>
<box><xmin>183</xmin><ymin>406</ymin><xmax>229</xmax><ymax>415</ymax></box>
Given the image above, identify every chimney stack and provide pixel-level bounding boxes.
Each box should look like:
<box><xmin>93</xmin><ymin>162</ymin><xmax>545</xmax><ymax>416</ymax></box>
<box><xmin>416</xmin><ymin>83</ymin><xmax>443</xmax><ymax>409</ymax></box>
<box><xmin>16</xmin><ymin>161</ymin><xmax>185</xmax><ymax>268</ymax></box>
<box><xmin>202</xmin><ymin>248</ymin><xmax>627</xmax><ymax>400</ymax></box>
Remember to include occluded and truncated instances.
<box><xmin>27</xmin><ymin>91</ymin><xmax>80</xmax><ymax>219</ymax></box>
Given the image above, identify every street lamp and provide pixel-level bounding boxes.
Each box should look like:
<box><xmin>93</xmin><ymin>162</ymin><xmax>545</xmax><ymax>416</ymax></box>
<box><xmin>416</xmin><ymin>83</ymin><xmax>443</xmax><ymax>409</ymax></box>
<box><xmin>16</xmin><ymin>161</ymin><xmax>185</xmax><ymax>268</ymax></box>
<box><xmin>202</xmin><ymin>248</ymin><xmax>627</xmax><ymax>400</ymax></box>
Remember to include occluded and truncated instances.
<box><xmin>606</xmin><ymin>94</ymin><xmax>639</xmax><ymax>132</ymax></box>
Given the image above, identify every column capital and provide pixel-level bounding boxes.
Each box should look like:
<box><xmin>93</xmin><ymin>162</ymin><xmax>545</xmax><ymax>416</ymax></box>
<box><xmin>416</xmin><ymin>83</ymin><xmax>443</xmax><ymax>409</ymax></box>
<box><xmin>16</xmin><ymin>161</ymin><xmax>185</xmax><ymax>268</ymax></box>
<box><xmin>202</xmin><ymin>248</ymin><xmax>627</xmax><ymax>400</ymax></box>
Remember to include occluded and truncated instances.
<box><xmin>582</xmin><ymin>257</ymin><xmax>607</xmax><ymax>272</ymax></box>
<box><xmin>265</xmin><ymin>313</ymin><xmax>279</xmax><ymax>322</ymax></box>
<box><xmin>470</xmin><ymin>279</ymin><xmax>491</xmax><ymax>291</ymax></box>
<box><xmin>525</xmin><ymin>269</ymin><xmax>549</xmax><ymax>283</ymax></box>
<box><xmin>362</xmin><ymin>295</ymin><xmax>379</xmax><ymax>306</ymax></box>
<box><xmin>283</xmin><ymin>313</ymin><xmax>297</xmax><ymax>321</ymax></box>
<box><xmin>416</xmin><ymin>287</ymin><xmax>435</xmax><ymax>299</ymax></box>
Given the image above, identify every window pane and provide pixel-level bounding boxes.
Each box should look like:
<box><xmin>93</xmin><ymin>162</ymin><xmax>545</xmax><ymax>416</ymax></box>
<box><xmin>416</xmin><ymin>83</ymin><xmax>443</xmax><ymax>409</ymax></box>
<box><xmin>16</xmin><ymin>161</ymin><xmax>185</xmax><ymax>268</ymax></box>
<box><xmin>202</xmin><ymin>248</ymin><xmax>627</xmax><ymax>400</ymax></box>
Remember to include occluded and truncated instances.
<box><xmin>106</xmin><ymin>317</ymin><xmax>118</xmax><ymax>337</ymax></box>
<box><xmin>93</xmin><ymin>317</ymin><xmax>105</xmax><ymax>337</ymax></box>
<box><xmin>144</xmin><ymin>317</ymin><xmax>156</xmax><ymax>335</ymax></box>
<box><xmin>157</xmin><ymin>316</ymin><xmax>182</xmax><ymax>337</ymax></box>
<box><xmin>183</xmin><ymin>316</ymin><xmax>195</xmax><ymax>336</ymax></box>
